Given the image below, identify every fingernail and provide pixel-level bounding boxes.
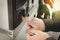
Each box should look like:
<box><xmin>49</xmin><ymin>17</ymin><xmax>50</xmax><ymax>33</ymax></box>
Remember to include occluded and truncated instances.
<box><xmin>29</xmin><ymin>32</ymin><xmax>36</xmax><ymax>36</ymax></box>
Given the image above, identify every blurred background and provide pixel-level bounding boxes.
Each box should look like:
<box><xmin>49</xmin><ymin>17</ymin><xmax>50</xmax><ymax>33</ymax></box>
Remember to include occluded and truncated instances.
<box><xmin>0</xmin><ymin>0</ymin><xmax>60</xmax><ymax>40</ymax></box>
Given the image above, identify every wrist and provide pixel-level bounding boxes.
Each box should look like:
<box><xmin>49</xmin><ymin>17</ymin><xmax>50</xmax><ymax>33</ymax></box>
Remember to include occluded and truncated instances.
<box><xmin>38</xmin><ymin>19</ymin><xmax>45</xmax><ymax>31</ymax></box>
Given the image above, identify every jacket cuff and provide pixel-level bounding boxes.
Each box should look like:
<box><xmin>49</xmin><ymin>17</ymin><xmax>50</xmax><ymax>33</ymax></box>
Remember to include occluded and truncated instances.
<box><xmin>42</xmin><ymin>19</ymin><xmax>54</xmax><ymax>32</ymax></box>
<box><xmin>46</xmin><ymin>37</ymin><xmax>56</xmax><ymax>40</ymax></box>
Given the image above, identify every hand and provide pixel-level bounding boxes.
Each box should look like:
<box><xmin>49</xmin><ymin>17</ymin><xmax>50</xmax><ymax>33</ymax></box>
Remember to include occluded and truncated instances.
<box><xmin>26</xmin><ymin>29</ymin><xmax>50</xmax><ymax>40</ymax></box>
<box><xmin>27</xmin><ymin>18</ymin><xmax>45</xmax><ymax>31</ymax></box>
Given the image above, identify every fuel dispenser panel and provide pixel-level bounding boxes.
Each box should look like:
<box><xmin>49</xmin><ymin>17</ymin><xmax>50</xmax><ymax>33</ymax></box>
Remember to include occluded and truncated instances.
<box><xmin>8</xmin><ymin>0</ymin><xmax>29</xmax><ymax>30</ymax></box>
<box><xmin>13</xmin><ymin>0</ymin><xmax>29</xmax><ymax>29</ymax></box>
<box><xmin>8</xmin><ymin>0</ymin><xmax>34</xmax><ymax>30</ymax></box>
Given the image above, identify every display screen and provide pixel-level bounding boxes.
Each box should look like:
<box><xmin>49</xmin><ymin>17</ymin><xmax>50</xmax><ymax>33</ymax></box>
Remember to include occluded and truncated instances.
<box><xmin>8</xmin><ymin>0</ymin><xmax>29</xmax><ymax>30</ymax></box>
<box><xmin>13</xmin><ymin>0</ymin><xmax>29</xmax><ymax>29</ymax></box>
<box><xmin>16</xmin><ymin>0</ymin><xmax>26</xmax><ymax>9</ymax></box>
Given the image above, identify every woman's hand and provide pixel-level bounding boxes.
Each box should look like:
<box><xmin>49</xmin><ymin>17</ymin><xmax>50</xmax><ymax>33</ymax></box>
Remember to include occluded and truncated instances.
<box><xmin>27</xmin><ymin>18</ymin><xmax>45</xmax><ymax>31</ymax></box>
<box><xmin>26</xmin><ymin>29</ymin><xmax>50</xmax><ymax>40</ymax></box>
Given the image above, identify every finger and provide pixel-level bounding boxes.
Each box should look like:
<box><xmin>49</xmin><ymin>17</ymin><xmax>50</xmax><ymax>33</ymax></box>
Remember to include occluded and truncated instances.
<box><xmin>22</xmin><ymin>17</ymin><xmax>30</xmax><ymax>22</ymax></box>
<box><xmin>26</xmin><ymin>28</ymin><xmax>32</xmax><ymax>33</ymax></box>
<box><xmin>27</xmin><ymin>22</ymin><xmax>34</xmax><ymax>28</ymax></box>
<box><xmin>29</xmin><ymin>32</ymin><xmax>36</xmax><ymax>36</ymax></box>
<box><xmin>26</xmin><ymin>33</ymin><xmax>34</xmax><ymax>40</ymax></box>
<box><xmin>27</xmin><ymin>22</ymin><xmax>33</xmax><ymax>29</ymax></box>
<box><xmin>26</xmin><ymin>32</ymin><xmax>36</xmax><ymax>38</ymax></box>
<box><xmin>26</xmin><ymin>33</ymin><xmax>31</xmax><ymax>40</ymax></box>
<box><xmin>31</xmin><ymin>18</ymin><xmax>36</xmax><ymax>21</ymax></box>
<box><xmin>28</xmin><ymin>29</ymin><xmax>42</xmax><ymax>35</ymax></box>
